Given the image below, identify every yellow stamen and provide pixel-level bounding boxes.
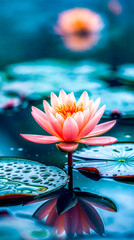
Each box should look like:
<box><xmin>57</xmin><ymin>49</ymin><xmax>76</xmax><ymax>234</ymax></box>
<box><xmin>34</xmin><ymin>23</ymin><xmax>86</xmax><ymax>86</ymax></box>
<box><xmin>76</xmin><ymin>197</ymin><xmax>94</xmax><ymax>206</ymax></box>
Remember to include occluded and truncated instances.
<box><xmin>118</xmin><ymin>159</ymin><xmax>126</xmax><ymax>163</ymax></box>
<box><xmin>56</xmin><ymin>102</ymin><xmax>84</xmax><ymax>119</ymax></box>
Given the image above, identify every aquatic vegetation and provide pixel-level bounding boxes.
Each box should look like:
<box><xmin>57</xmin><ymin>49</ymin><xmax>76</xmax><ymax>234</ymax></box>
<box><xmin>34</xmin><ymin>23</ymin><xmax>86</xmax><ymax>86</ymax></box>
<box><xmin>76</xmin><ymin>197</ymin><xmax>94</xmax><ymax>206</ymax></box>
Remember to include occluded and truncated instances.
<box><xmin>21</xmin><ymin>90</ymin><xmax>117</xmax><ymax>153</ymax></box>
<box><xmin>74</xmin><ymin>143</ymin><xmax>134</xmax><ymax>180</ymax></box>
<box><xmin>0</xmin><ymin>157</ymin><xmax>68</xmax><ymax>205</ymax></box>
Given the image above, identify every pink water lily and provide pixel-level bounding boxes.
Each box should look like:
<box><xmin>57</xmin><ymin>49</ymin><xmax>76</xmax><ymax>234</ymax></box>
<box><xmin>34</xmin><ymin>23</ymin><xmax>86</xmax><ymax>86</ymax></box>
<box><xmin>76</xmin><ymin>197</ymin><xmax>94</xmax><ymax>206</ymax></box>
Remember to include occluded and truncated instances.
<box><xmin>21</xmin><ymin>90</ymin><xmax>117</xmax><ymax>152</ymax></box>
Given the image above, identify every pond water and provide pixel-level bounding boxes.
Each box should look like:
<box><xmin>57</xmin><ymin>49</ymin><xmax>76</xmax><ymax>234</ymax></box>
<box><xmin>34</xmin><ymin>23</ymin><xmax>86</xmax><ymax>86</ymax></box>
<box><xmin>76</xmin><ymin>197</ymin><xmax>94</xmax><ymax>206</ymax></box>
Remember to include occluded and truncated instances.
<box><xmin>0</xmin><ymin>100</ymin><xmax>134</xmax><ymax>239</ymax></box>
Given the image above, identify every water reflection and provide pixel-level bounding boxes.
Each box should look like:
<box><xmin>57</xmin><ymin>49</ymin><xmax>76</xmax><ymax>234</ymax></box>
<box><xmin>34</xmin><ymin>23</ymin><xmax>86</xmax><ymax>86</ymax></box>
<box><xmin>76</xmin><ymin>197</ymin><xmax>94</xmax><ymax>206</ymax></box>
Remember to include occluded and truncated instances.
<box><xmin>0</xmin><ymin>210</ymin><xmax>54</xmax><ymax>240</ymax></box>
<box><xmin>25</xmin><ymin>166</ymin><xmax>117</xmax><ymax>238</ymax></box>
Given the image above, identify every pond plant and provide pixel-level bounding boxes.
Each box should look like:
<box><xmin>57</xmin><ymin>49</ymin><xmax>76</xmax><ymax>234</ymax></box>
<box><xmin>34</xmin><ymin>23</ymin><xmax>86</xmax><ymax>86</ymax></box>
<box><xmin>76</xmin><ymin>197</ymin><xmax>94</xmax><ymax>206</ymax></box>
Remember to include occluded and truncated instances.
<box><xmin>21</xmin><ymin>90</ymin><xmax>117</xmax><ymax>168</ymax></box>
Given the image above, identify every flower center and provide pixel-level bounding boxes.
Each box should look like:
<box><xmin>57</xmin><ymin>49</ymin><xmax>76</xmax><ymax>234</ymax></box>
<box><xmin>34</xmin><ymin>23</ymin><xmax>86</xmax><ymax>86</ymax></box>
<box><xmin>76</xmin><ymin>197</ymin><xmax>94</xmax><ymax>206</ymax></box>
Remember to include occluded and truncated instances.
<box><xmin>118</xmin><ymin>159</ymin><xmax>126</xmax><ymax>163</ymax></box>
<box><xmin>56</xmin><ymin>102</ymin><xmax>84</xmax><ymax>119</ymax></box>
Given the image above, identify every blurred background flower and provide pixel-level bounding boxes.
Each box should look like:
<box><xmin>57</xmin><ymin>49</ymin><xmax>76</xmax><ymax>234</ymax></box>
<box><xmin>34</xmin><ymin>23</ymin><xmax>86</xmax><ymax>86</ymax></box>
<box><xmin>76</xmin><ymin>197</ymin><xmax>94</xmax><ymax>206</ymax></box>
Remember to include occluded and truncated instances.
<box><xmin>55</xmin><ymin>8</ymin><xmax>104</xmax><ymax>52</ymax></box>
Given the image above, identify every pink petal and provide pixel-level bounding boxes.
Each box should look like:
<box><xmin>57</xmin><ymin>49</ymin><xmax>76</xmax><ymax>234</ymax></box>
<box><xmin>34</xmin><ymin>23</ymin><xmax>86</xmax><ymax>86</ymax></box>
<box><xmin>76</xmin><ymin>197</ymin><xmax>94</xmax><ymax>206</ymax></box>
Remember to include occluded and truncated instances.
<box><xmin>48</xmin><ymin>111</ymin><xmax>63</xmax><ymax>138</ymax></box>
<box><xmin>56</xmin><ymin>113</ymin><xmax>64</xmax><ymax>127</ymax></box>
<box><xmin>59</xmin><ymin>89</ymin><xmax>67</xmax><ymax>103</ymax></box>
<box><xmin>66</xmin><ymin>93</ymin><xmax>76</xmax><ymax>106</ymax></box>
<box><xmin>78</xmin><ymin>105</ymin><xmax>106</xmax><ymax>139</ymax></box>
<box><xmin>82</xmin><ymin>108</ymin><xmax>90</xmax><ymax>128</ymax></box>
<box><xmin>74</xmin><ymin>112</ymin><xmax>84</xmax><ymax>132</ymax></box>
<box><xmin>43</xmin><ymin>100</ymin><xmax>55</xmax><ymax>115</ymax></box>
<box><xmin>32</xmin><ymin>106</ymin><xmax>48</xmax><ymax>121</ymax></box>
<box><xmin>77</xmin><ymin>91</ymin><xmax>89</xmax><ymax>108</ymax></box>
<box><xmin>51</xmin><ymin>92</ymin><xmax>58</xmax><ymax>110</ymax></box>
<box><xmin>63</xmin><ymin>117</ymin><xmax>79</xmax><ymax>142</ymax></box>
<box><xmin>86</xmin><ymin>120</ymin><xmax>116</xmax><ymax>137</ymax></box>
<box><xmin>31</xmin><ymin>111</ymin><xmax>57</xmax><ymax>136</ymax></box>
<box><xmin>20</xmin><ymin>134</ymin><xmax>61</xmax><ymax>144</ymax></box>
<box><xmin>56</xmin><ymin>142</ymin><xmax>78</xmax><ymax>152</ymax></box>
<box><xmin>78</xmin><ymin>136</ymin><xmax>117</xmax><ymax>145</ymax></box>
<box><xmin>90</xmin><ymin>98</ymin><xmax>100</xmax><ymax>119</ymax></box>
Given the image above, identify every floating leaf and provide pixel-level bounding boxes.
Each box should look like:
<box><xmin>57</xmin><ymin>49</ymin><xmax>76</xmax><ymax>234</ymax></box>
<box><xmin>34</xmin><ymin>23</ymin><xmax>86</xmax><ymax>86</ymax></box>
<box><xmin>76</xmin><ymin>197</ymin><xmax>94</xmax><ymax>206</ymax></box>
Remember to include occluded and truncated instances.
<box><xmin>74</xmin><ymin>143</ymin><xmax>134</xmax><ymax>179</ymax></box>
<box><xmin>4</xmin><ymin>60</ymin><xmax>108</xmax><ymax>100</ymax></box>
<box><xmin>117</xmin><ymin>64</ymin><xmax>134</xmax><ymax>85</ymax></box>
<box><xmin>90</xmin><ymin>87</ymin><xmax>134</xmax><ymax>113</ymax></box>
<box><xmin>0</xmin><ymin>157</ymin><xmax>68</xmax><ymax>205</ymax></box>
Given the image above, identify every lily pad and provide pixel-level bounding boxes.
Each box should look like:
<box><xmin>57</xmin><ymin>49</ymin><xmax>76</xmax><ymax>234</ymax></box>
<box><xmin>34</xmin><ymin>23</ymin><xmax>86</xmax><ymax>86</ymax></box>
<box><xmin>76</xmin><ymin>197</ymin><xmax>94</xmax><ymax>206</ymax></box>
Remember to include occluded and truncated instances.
<box><xmin>74</xmin><ymin>143</ymin><xmax>134</xmax><ymax>179</ymax></box>
<box><xmin>0</xmin><ymin>157</ymin><xmax>68</xmax><ymax>204</ymax></box>
<box><xmin>0</xmin><ymin>91</ymin><xmax>22</xmax><ymax>110</ymax></box>
<box><xmin>4</xmin><ymin>59</ymin><xmax>108</xmax><ymax>99</ymax></box>
<box><xmin>90</xmin><ymin>87</ymin><xmax>134</xmax><ymax>114</ymax></box>
<box><xmin>117</xmin><ymin>64</ymin><xmax>134</xmax><ymax>85</ymax></box>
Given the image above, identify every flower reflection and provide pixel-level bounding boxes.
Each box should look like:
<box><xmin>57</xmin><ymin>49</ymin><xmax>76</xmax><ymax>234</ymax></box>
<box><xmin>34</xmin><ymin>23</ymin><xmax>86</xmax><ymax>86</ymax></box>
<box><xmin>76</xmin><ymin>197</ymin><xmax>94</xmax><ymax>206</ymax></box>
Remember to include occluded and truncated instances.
<box><xmin>55</xmin><ymin>8</ymin><xmax>104</xmax><ymax>51</ymax></box>
<box><xmin>62</xmin><ymin>34</ymin><xmax>99</xmax><ymax>52</ymax></box>
<box><xmin>28</xmin><ymin>187</ymin><xmax>117</xmax><ymax>237</ymax></box>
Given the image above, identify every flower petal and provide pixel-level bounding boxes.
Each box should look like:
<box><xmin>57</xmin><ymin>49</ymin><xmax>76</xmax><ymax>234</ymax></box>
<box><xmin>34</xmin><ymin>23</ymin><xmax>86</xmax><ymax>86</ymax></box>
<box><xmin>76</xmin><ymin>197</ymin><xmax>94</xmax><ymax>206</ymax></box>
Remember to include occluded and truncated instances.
<box><xmin>82</xmin><ymin>108</ymin><xmax>90</xmax><ymax>128</ymax></box>
<box><xmin>78</xmin><ymin>136</ymin><xmax>117</xmax><ymax>145</ymax></box>
<box><xmin>78</xmin><ymin>105</ymin><xmax>106</xmax><ymax>139</ymax></box>
<box><xmin>59</xmin><ymin>89</ymin><xmax>67</xmax><ymax>104</ymax></box>
<box><xmin>43</xmin><ymin>100</ymin><xmax>55</xmax><ymax>115</ymax></box>
<box><xmin>48</xmin><ymin>111</ymin><xmax>63</xmax><ymax>138</ymax></box>
<box><xmin>86</xmin><ymin>120</ymin><xmax>116</xmax><ymax>137</ymax></box>
<box><xmin>31</xmin><ymin>111</ymin><xmax>57</xmax><ymax>136</ymax></box>
<box><xmin>20</xmin><ymin>134</ymin><xmax>61</xmax><ymax>144</ymax></box>
<box><xmin>32</xmin><ymin>106</ymin><xmax>48</xmax><ymax>121</ymax></box>
<box><xmin>77</xmin><ymin>91</ymin><xmax>89</xmax><ymax>108</ymax></box>
<box><xmin>90</xmin><ymin>98</ymin><xmax>100</xmax><ymax>119</ymax></box>
<box><xmin>74</xmin><ymin>111</ymin><xmax>84</xmax><ymax>132</ymax></box>
<box><xmin>56</xmin><ymin>113</ymin><xmax>64</xmax><ymax>127</ymax></box>
<box><xmin>57</xmin><ymin>142</ymin><xmax>78</xmax><ymax>152</ymax></box>
<box><xmin>63</xmin><ymin>117</ymin><xmax>79</xmax><ymax>142</ymax></box>
<box><xmin>66</xmin><ymin>93</ymin><xmax>76</xmax><ymax>106</ymax></box>
<box><xmin>51</xmin><ymin>92</ymin><xmax>59</xmax><ymax>110</ymax></box>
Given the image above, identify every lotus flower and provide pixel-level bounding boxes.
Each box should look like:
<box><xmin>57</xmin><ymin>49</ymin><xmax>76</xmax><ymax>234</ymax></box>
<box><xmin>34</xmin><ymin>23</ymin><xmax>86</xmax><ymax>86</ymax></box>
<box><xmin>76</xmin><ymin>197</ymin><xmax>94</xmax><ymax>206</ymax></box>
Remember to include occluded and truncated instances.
<box><xmin>21</xmin><ymin>90</ymin><xmax>117</xmax><ymax>153</ymax></box>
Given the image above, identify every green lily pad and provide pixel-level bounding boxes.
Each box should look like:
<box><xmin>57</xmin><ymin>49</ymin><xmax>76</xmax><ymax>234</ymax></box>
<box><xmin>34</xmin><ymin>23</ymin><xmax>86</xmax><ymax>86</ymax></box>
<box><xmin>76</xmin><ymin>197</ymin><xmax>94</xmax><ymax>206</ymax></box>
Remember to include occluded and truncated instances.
<box><xmin>0</xmin><ymin>157</ymin><xmax>68</xmax><ymax>202</ymax></box>
<box><xmin>74</xmin><ymin>143</ymin><xmax>134</xmax><ymax>179</ymax></box>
